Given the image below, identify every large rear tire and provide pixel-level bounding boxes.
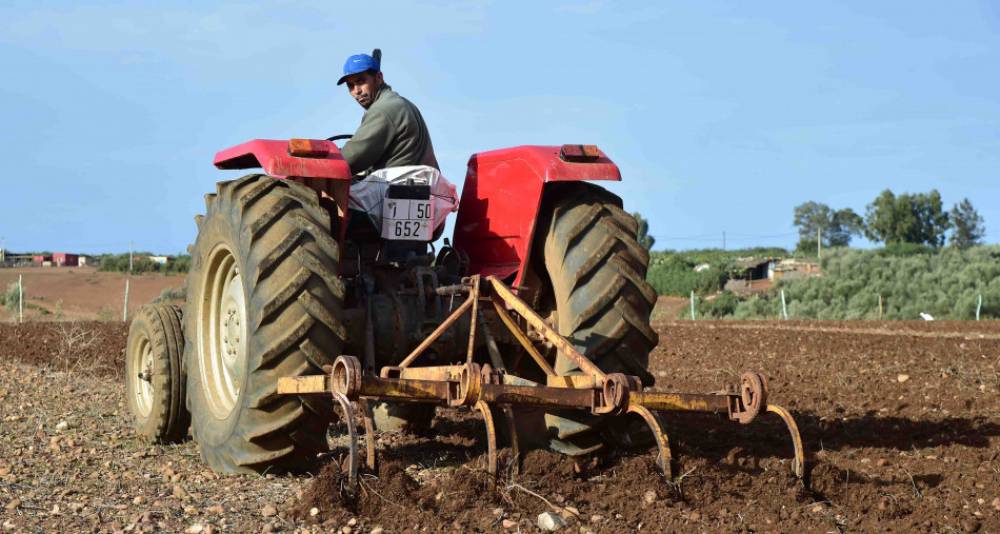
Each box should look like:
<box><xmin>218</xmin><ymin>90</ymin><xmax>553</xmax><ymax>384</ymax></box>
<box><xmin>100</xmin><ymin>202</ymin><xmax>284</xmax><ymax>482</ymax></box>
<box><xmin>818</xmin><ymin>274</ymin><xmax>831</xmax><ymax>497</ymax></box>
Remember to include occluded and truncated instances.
<box><xmin>184</xmin><ymin>174</ymin><xmax>346</xmax><ymax>474</ymax></box>
<box><xmin>125</xmin><ymin>303</ymin><xmax>189</xmax><ymax>443</ymax></box>
<box><xmin>538</xmin><ymin>182</ymin><xmax>659</xmax><ymax>455</ymax></box>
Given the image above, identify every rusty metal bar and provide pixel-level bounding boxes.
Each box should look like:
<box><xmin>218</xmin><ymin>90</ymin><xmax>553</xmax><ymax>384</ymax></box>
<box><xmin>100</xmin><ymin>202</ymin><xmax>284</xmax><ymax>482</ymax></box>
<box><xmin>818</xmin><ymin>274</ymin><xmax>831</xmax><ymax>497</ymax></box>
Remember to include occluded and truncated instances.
<box><xmin>630</xmin><ymin>391</ymin><xmax>732</xmax><ymax>414</ymax></box>
<box><xmin>491</xmin><ymin>296</ymin><xmax>557</xmax><ymax>376</ymax></box>
<box><xmin>546</xmin><ymin>375</ymin><xmax>597</xmax><ymax>389</ymax></box>
<box><xmin>286</xmin><ymin>371</ymin><xmax>738</xmax><ymax>417</ymax></box>
<box><xmin>398</xmin><ymin>293</ymin><xmax>473</xmax><ymax>368</ymax></box>
<box><xmin>277</xmin><ymin>374</ymin><xmax>330</xmax><ymax>394</ymax></box>
<box><xmin>487</xmin><ymin>276</ymin><xmax>606</xmax><ymax>379</ymax></box>
<box><xmin>380</xmin><ymin>365</ymin><xmax>465</xmax><ymax>381</ymax></box>
<box><xmin>479</xmin><ymin>383</ymin><xmax>595</xmax><ymax>409</ymax></box>
<box><xmin>356</xmin><ymin>376</ymin><xmax>452</xmax><ymax>403</ymax></box>
<box><xmin>466</xmin><ymin>275</ymin><xmax>480</xmax><ymax>364</ymax></box>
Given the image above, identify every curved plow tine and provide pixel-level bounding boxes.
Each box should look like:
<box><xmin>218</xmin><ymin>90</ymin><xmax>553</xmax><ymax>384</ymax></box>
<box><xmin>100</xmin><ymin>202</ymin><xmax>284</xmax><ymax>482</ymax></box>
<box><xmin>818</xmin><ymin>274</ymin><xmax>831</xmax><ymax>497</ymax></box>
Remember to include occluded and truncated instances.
<box><xmin>359</xmin><ymin>399</ymin><xmax>377</xmax><ymax>472</ymax></box>
<box><xmin>475</xmin><ymin>400</ymin><xmax>499</xmax><ymax>477</ymax></box>
<box><xmin>766</xmin><ymin>404</ymin><xmax>805</xmax><ymax>478</ymax></box>
<box><xmin>331</xmin><ymin>391</ymin><xmax>360</xmax><ymax>494</ymax></box>
<box><xmin>627</xmin><ymin>404</ymin><xmax>673</xmax><ymax>480</ymax></box>
<box><xmin>502</xmin><ymin>406</ymin><xmax>520</xmax><ymax>477</ymax></box>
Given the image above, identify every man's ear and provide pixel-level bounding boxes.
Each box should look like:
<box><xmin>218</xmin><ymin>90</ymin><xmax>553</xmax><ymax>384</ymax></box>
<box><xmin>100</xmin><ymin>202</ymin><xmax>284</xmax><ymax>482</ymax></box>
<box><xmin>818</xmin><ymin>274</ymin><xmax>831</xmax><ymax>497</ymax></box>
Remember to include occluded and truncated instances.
<box><xmin>375</xmin><ymin>71</ymin><xmax>384</xmax><ymax>86</ymax></box>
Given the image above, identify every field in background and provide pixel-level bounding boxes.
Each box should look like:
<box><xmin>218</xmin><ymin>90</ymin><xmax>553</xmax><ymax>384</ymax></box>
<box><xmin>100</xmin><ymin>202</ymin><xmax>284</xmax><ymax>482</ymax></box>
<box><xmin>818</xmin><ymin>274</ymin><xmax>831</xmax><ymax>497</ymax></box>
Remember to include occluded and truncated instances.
<box><xmin>0</xmin><ymin>267</ymin><xmax>185</xmax><ymax>321</ymax></box>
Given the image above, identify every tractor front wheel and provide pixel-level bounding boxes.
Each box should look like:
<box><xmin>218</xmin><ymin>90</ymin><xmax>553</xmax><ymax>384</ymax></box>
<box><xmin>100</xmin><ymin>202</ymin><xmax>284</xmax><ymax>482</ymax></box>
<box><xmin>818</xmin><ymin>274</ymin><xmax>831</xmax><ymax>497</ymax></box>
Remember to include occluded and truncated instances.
<box><xmin>125</xmin><ymin>303</ymin><xmax>189</xmax><ymax>443</ymax></box>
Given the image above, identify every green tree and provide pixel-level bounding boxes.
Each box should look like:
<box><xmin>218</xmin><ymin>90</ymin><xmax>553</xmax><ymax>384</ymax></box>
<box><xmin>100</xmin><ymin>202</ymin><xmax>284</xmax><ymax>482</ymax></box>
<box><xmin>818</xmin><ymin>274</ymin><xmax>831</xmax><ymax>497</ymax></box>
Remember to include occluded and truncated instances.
<box><xmin>632</xmin><ymin>212</ymin><xmax>655</xmax><ymax>251</ymax></box>
<box><xmin>864</xmin><ymin>189</ymin><xmax>950</xmax><ymax>247</ymax></box>
<box><xmin>793</xmin><ymin>201</ymin><xmax>864</xmax><ymax>250</ymax></box>
<box><xmin>829</xmin><ymin>208</ymin><xmax>864</xmax><ymax>246</ymax></box>
<box><xmin>948</xmin><ymin>198</ymin><xmax>985</xmax><ymax>249</ymax></box>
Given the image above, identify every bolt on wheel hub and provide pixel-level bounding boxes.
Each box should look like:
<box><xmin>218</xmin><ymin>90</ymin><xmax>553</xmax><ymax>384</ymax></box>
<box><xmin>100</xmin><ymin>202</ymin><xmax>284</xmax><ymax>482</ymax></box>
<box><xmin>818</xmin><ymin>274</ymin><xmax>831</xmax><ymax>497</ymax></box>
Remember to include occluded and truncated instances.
<box><xmin>130</xmin><ymin>336</ymin><xmax>155</xmax><ymax>418</ymax></box>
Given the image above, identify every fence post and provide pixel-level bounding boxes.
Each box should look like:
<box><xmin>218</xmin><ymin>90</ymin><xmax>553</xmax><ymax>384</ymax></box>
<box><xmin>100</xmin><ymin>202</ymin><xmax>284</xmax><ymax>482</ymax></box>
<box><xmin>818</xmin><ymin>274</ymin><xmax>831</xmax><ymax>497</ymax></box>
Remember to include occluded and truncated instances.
<box><xmin>123</xmin><ymin>279</ymin><xmax>130</xmax><ymax>322</ymax></box>
<box><xmin>18</xmin><ymin>274</ymin><xmax>23</xmax><ymax>324</ymax></box>
<box><xmin>780</xmin><ymin>289</ymin><xmax>788</xmax><ymax>320</ymax></box>
<box><xmin>976</xmin><ymin>294</ymin><xmax>982</xmax><ymax>321</ymax></box>
<box><xmin>690</xmin><ymin>290</ymin><xmax>696</xmax><ymax>320</ymax></box>
<box><xmin>878</xmin><ymin>294</ymin><xmax>883</xmax><ymax>320</ymax></box>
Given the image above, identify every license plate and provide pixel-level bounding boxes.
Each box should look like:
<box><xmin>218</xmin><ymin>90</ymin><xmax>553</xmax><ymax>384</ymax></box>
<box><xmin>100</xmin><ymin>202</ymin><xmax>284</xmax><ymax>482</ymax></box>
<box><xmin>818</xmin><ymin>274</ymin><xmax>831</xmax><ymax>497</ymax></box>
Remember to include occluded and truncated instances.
<box><xmin>381</xmin><ymin>198</ymin><xmax>432</xmax><ymax>241</ymax></box>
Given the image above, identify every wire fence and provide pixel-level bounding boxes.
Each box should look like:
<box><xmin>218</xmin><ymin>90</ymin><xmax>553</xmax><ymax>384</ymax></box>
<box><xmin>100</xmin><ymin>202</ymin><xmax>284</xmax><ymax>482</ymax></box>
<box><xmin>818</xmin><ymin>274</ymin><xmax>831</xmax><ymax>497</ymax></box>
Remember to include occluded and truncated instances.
<box><xmin>5</xmin><ymin>273</ymin><xmax>134</xmax><ymax>323</ymax></box>
<box><xmin>684</xmin><ymin>290</ymin><xmax>988</xmax><ymax>321</ymax></box>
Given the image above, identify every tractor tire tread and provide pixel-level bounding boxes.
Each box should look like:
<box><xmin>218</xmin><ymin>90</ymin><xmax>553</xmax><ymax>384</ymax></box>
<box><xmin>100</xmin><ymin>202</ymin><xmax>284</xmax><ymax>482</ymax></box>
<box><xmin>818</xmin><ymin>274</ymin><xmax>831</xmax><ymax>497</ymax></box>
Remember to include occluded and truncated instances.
<box><xmin>186</xmin><ymin>174</ymin><xmax>345</xmax><ymax>474</ymax></box>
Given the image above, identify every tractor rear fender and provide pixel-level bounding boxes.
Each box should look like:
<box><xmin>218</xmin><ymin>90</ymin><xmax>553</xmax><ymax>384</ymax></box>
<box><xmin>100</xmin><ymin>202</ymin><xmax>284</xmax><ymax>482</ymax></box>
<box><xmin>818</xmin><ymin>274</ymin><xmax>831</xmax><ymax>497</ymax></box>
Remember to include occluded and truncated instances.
<box><xmin>213</xmin><ymin>139</ymin><xmax>354</xmax><ymax>243</ymax></box>
<box><xmin>452</xmin><ymin>145</ymin><xmax>621</xmax><ymax>287</ymax></box>
<box><xmin>213</xmin><ymin>139</ymin><xmax>353</xmax><ymax>180</ymax></box>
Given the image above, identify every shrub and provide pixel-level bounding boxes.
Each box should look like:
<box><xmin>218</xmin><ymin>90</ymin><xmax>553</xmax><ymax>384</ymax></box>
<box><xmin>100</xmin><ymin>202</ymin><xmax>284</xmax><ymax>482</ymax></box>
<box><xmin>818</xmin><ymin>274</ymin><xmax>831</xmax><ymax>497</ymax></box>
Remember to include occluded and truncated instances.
<box><xmin>166</xmin><ymin>255</ymin><xmax>191</xmax><ymax>274</ymax></box>
<box><xmin>725</xmin><ymin>245</ymin><xmax>1000</xmax><ymax>320</ymax></box>
<box><xmin>3</xmin><ymin>281</ymin><xmax>21</xmax><ymax>312</ymax></box>
<box><xmin>877</xmin><ymin>242</ymin><xmax>933</xmax><ymax>257</ymax></box>
<box><xmin>97</xmin><ymin>253</ymin><xmax>191</xmax><ymax>274</ymax></box>
<box><xmin>699</xmin><ymin>291</ymin><xmax>740</xmax><ymax>319</ymax></box>
<box><xmin>154</xmin><ymin>286</ymin><xmax>186</xmax><ymax>303</ymax></box>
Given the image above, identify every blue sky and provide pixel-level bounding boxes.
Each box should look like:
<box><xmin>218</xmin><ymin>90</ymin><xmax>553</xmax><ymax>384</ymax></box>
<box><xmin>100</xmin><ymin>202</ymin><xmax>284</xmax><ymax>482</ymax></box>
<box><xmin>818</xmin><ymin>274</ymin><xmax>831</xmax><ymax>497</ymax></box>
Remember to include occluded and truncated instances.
<box><xmin>1</xmin><ymin>1</ymin><xmax>997</xmax><ymax>254</ymax></box>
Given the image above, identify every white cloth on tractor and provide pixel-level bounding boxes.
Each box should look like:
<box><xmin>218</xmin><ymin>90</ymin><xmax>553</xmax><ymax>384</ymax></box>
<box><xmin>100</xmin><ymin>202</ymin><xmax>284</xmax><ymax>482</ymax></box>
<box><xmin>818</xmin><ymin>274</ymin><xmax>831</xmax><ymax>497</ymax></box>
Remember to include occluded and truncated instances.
<box><xmin>348</xmin><ymin>165</ymin><xmax>458</xmax><ymax>237</ymax></box>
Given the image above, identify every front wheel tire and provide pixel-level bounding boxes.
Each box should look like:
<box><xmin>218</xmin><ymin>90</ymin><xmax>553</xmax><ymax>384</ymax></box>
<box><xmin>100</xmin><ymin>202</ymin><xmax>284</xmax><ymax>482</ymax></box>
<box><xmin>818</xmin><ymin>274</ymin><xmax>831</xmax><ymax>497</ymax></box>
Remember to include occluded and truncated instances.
<box><xmin>125</xmin><ymin>303</ymin><xmax>189</xmax><ymax>443</ymax></box>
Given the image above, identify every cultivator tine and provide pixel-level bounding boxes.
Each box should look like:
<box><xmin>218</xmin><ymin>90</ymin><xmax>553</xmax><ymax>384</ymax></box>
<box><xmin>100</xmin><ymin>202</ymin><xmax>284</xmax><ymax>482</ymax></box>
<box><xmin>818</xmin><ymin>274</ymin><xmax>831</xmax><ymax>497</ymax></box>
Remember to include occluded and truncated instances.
<box><xmin>627</xmin><ymin>404</ymin><xmax>673</xmax><ymax>480</ymax></box>
<box><xmin>330</xmin><ymin>391</ymin><xmax>359</xmax><ymax>495</ymax></box>
<box><xmin>502</xmin><ymin>406</ymin><xmax>520</xmax><ymax>476</ymax></box>
<box><xmin>766</xmin><ymin>404</ymin><xmax>806</xmax><ymax>478</ymax></box>
<box><xmin>359</xmin><ymin>399</ymin><xmax>377</xmax><ymax>472</ymax></box>
<box><xmin>475</xmin><ymin>400</ymin><xmax>499</xmax><ymax>476</ymax></box>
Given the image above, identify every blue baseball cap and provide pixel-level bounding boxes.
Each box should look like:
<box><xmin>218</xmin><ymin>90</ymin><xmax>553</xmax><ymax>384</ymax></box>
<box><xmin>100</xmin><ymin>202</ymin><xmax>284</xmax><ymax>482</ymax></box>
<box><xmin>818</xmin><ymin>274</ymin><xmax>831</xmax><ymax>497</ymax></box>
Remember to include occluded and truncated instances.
<box><xmin>337</xmin><ymin>53</ymin><xmax>380</xmax><ymax>85</ymax></box>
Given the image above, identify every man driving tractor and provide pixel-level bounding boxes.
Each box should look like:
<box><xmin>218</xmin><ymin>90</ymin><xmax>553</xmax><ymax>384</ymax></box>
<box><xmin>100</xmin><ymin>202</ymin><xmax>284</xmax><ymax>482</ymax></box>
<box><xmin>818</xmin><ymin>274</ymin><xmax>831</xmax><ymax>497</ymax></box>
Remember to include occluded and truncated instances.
<box><xmin>338</xmin><ymin>50</ymin><xmax>439</xmax><ymax>175</ymax></box>
<box><xmin>338</xmin><ymin>49</ymin><xmax>448</xmax><ymax>432</ymax></box>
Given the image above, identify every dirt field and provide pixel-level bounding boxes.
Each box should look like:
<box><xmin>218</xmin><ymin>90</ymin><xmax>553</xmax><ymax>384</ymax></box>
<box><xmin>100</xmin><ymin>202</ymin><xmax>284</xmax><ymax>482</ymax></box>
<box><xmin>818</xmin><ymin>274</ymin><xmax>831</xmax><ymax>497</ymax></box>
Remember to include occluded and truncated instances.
<box><xmin>1</xmin><ymin>319</ymin><xmax>998</xmax><ymax>533</ymax></box>
<box><xmin>0</xmin><ymin>267</ymin><xmax>185</xmax><ymax>322</ymax></box>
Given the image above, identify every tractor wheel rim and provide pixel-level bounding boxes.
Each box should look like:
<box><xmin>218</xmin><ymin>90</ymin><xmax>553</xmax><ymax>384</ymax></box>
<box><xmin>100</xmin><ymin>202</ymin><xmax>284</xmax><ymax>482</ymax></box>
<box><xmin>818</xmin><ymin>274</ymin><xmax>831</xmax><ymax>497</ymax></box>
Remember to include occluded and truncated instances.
<box><xmin>131</xmin><ymin>335</ymin><xmax>154</xmax><ymax>417</ymax></box>
<box><xmin>200</xmin><ymin>246</ymin><xmax>247</xmax><ymax>419</ymax></box>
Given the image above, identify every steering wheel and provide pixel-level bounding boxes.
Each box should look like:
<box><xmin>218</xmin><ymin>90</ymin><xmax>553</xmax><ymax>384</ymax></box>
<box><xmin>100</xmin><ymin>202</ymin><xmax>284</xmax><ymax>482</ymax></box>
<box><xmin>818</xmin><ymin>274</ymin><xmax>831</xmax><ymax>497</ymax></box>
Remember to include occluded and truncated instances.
<box><xmin>326</xmin><ymin>134</ymin><xmax>353</xmax><ymax>142</ymax></box>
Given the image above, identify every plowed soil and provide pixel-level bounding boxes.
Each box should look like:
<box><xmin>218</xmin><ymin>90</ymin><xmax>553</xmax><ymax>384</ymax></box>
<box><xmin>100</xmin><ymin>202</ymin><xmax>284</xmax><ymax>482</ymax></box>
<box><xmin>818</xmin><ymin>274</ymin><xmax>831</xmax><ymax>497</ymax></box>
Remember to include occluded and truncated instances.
<box><xmin>1</xmin><ymin>320</ymin><xmax>998</xmax><ymax>533</ymax></box>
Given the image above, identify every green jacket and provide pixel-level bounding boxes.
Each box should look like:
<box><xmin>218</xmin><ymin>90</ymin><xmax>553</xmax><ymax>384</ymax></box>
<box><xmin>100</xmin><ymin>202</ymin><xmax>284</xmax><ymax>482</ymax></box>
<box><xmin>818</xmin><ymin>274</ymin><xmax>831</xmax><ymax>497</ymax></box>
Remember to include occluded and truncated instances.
<box><xmin>341</xmin><ymin>85</ymin><xmax>439</xmax><ymax>174</ymax></box>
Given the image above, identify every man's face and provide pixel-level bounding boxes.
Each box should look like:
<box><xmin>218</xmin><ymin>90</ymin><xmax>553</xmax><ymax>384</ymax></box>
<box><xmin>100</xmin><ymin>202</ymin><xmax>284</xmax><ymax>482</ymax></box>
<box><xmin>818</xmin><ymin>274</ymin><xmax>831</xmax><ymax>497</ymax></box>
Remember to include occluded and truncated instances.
<box><xmin>345</xmin><ymin>71</ymin><xmax>383</xmax><ymax>109</ymax></box>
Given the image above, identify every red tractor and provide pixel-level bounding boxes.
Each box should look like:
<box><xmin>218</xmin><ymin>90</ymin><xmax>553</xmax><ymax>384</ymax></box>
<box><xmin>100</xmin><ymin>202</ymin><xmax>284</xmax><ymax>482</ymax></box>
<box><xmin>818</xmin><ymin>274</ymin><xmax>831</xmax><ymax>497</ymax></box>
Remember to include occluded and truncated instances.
<box><xmin>125</xmin><ymin>138</ymin><xmax>659</xmax><ymax>473</ymax></box>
